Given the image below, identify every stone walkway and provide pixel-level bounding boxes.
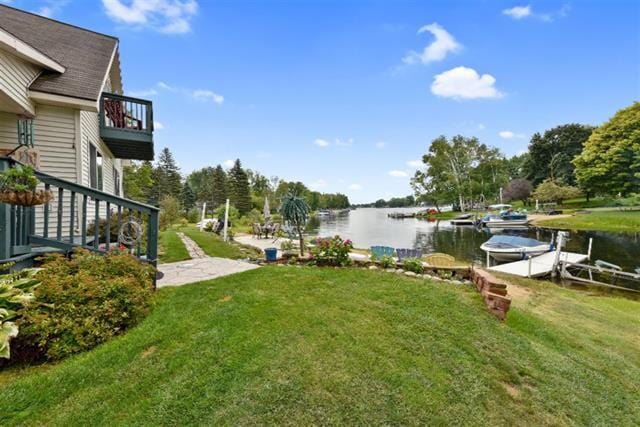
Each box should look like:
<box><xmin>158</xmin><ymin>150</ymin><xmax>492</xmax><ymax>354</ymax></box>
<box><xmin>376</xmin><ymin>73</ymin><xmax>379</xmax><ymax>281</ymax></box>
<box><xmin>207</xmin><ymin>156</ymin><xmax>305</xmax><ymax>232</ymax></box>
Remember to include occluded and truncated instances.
<box><xmin>156</xmin><ymin>233</ymin><xmax>259</xmax><ymax>288</ymax></box>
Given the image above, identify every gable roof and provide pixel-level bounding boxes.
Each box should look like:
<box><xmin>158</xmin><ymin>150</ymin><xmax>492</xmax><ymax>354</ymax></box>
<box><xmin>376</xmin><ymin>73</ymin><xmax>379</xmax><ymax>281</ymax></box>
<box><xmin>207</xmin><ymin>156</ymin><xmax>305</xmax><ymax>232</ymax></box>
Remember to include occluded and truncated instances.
<box><xmin>0</xmin><ymin>5</ymin><xmax>118</xmax><ymax>102</ymax></box>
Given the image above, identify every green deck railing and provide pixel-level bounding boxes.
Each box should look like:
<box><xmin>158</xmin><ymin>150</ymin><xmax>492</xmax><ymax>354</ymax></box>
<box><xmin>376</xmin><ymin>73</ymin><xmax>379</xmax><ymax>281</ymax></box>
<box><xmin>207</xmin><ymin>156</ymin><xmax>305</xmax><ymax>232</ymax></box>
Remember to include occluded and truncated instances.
<box><xmin>0</xmin><ymin>157</ymin><xmax>159</xmax><ymax>274</ymax></box>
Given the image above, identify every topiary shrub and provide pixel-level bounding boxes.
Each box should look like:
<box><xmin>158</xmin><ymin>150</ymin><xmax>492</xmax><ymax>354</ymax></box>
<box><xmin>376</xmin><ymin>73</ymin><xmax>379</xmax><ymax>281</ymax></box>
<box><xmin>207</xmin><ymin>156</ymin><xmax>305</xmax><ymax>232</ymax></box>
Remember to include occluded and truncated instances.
<box><xmin>402</xmin><ymin>257</ymin><xmax>424</xmax><ymax>274</ymax></box>
<box><xmin>12</xmin><ymin>249</ymin><xmax>154</xmax><ymax>362</ymax></box>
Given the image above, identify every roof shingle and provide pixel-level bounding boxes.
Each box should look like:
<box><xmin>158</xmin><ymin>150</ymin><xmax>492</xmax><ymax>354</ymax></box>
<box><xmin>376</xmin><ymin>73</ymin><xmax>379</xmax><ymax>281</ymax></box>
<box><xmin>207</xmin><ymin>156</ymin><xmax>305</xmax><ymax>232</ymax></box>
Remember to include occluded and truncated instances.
<box><xmin>0</xmin><ymin>5</ymin><xmax>117</xmax><ymax>101</ymax></box>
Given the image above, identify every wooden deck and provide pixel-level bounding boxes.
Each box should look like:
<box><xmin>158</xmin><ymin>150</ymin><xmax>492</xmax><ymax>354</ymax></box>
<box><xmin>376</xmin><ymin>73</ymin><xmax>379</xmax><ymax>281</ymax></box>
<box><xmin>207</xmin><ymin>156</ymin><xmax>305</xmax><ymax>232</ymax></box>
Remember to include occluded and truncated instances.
<box><xmin>488</xmin><ymin>251</ymin><xmax>588</xmax><ymax>278</ymax></box>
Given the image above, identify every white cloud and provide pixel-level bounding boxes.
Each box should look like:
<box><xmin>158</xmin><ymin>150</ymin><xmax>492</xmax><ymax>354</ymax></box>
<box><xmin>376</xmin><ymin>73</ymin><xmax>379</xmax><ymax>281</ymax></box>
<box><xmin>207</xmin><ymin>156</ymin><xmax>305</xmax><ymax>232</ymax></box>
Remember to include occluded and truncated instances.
<box><xmin>314</xmin><ymin>138</ymin><xmax>330</xmax><ymax>147</ymax></box>
<box><xmin>348</xmin><ymin>183</ymin><xmax>362</xmax><ymax>191</ymax></box>
<box><xmin>375</xmin><ymin>141</ymin><xmax>386</xmax><ymax>149</ymax></box>
<box><xmin>388</xmin><ymin>170</ymin><xmax>408</xmax><ymax>178</ymax></box>
<box><xmin>153</xmin><ymin>121</ymin><xmax>165</xmax><ymax>130</ymax></box>
<box><xmin>158</xmin><ymin>81</ymin><xmax>174</xmax><ymax>91</ymax></box>
<box><xmin>499</xmin><ymin>130</ymin><xmax>526</xmax><ymax>139</ymax></box>
<box><xmin>502</xmin><ymin>5</ymin><xmax>532</xmax><ymax>20</ymax></box>
<box><xmin>128</xmin><ymin>88</ymin><xmax>158</xmax><ymax>97</ymax></box>
<box><xmin>310</xmin><ymin>179</ymin><xmax>327</xmax><ymax>190</ymax></box>
<box><xmin>192</xmin><ymin>89</ymin><xmax>224</xmax><ymax>105</ymax></box>
<box><xmin>431</xmin><ymin>66</ymin><xmax>503</xmax><ymax>100</ymax></box>
<box><xmin>403</xmin><ymin>23</ymin><xmax>461</xmax><ymax>65</ymax></box>
<box><xmin>223</xmin><ymin>159</ymin><xmax>234</xmax><ymax>169</ymax></box>
<box><xmin>35</xmin><ymin>0</ymin><xmax>69</xmax><ymax>17</ymax></box>
<box><xmin>102</xmin><ymin>0</ymin><xmax>198</xmax><ymax>34</ymax></box>
<box><xmin>477</xmin><ymin>123</ymin><xmax>486</xmax><ymax>130</ymax></box>
<box><xmin>406</xmin><ymin>160</ymin><xmax>423</xmax><ymax>168</ymax></box>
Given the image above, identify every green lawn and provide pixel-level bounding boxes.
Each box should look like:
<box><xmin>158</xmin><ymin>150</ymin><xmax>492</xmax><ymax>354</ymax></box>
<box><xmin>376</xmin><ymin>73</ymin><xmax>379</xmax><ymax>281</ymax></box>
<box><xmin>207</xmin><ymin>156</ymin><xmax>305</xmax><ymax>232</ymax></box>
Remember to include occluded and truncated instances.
<box><xmin>180</xmin><ymin>226</ymin><xmax>255</xmax><ymax>259</ymax></box>
<box><xmin>158</xmin><ymin>228</ymin><xmax>190</xmax><ymax>263</ymax></box>
<box><xmin>534</xmin><ymin>210</ymin><xmax>640</xmax><ymax>233</ymax></box>
<box><xmin>1</xmin><ymin>268</ymin><xmax>638</xmax><ymax>425</ymax></box>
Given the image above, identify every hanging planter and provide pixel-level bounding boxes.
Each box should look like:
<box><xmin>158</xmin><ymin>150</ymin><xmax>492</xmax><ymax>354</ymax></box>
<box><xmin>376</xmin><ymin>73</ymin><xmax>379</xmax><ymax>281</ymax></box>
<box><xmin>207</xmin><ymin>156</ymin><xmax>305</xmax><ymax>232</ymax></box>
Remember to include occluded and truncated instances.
<box><xmin>0</xmin><ymin>165</ymin><xmax>53</xmax><ymax>207</ymax></box>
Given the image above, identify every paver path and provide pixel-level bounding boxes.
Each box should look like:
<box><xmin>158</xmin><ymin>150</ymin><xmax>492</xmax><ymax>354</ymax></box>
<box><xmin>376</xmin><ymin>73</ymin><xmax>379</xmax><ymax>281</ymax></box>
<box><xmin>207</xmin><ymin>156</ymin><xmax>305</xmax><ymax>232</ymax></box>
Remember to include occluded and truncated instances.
<box><xmin>177</xmin><ymin>232</ymin><xmax>206</xmax><ymax>258</ymax></box>
<box><xmin>156</xmin><ymin>233</ymin><xmax>259</xmax><ymax>288</ymax></box>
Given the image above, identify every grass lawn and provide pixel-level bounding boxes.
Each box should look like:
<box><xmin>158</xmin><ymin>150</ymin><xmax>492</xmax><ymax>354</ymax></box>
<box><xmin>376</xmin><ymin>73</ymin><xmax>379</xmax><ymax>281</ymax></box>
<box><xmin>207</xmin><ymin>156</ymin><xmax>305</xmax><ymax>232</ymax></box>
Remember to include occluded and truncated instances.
<box><xmin>534</xmin><ymin>210</ymin><xmax>640</xmax><ymax>233</ymax></box>
<box><xmin>158</xmin><ymin>228</ymin><xmax>190</xmax><ymax>263</ymax></box>
<box><xmin>180</xmin><ymin>226</ymin><xmax>256</xmax><ymax>259</ymax></box>
<box><xmin>1</xmin><ymin>268</ymin><xmax>638</xmax><ymax>425</ymax></box>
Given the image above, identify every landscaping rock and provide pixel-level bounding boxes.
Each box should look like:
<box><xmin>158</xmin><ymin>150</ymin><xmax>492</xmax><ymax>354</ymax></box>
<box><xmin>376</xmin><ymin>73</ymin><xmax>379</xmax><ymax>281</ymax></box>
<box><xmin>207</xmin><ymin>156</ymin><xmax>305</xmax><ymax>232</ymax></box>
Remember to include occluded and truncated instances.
<box><xmin>369</xmin><ymin>265</ymin><xmax>379</xmax><ymax>270</ymax></box>
<box><xmin>385</xmin><ymin>268</ymin><xmax>396</xmax><ymax>273</ymax></box>
<box><xmin>404</xmin><ymin>271</ymin><xmax>417</xmax><ymax>277</ymax></box>
<box><xmin>395</xmin><ymin>269</ymin><xmax>405</xmax><ymax>274</ymax></box>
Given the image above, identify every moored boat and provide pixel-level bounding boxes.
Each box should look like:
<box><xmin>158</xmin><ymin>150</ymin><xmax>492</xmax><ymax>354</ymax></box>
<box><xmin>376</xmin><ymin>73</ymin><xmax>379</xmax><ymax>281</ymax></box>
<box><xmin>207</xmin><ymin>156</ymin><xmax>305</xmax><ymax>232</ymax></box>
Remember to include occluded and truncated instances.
<box><xmin>450</xmin><ymin>213</ymin><xmax>475</xmax><ymax>225</ymax></box>
<box><xmin>480</xmin><ymin>235</ymin><xmax>553</xmax><ymax>262</ymax></box>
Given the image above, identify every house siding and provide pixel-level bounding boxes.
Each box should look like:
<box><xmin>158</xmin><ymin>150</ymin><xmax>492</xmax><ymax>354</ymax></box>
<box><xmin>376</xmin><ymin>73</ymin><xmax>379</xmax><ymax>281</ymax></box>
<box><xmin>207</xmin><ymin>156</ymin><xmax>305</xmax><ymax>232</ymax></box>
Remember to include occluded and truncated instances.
<box><xmin>0</xmin><ymin>50</ymin><xmax>39</xmax><ymax>115</ymax></box>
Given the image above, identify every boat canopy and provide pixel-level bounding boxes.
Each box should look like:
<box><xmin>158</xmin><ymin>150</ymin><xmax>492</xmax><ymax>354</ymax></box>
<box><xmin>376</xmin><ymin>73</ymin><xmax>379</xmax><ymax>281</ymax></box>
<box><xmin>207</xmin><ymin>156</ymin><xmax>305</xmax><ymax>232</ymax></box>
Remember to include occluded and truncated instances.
<box><xmin>483</xmin><ymin>235</ymin><xmax>547</xmax><ymax>249</ymax></box>
<box><xmin>489</xmin><ymin>204</ymin><xmax>512</xmax><ymax>210</ymax></box>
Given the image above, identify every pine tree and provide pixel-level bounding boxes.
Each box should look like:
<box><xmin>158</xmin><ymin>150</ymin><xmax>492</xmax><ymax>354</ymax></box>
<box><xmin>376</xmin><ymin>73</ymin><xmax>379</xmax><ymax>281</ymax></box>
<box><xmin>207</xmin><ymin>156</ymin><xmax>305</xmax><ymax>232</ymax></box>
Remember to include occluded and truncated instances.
<box><xmin>211</xmin><ymin>165</ymin><xmax>228</xmax><ymax>208</ymax></box>
<box><xmin>151</xmin><ymin>148</ymin><xmax>182</xmax><ymax>204</ymax></box>
<box><xmin>228</xmin><ymin>159</ymin><xmax>252</xmax><ymax>214</ymax></box>
<box><xmin>181</xmin><ymin>182</ymin><xmax>196</xmax><ymax>212</ymax></box>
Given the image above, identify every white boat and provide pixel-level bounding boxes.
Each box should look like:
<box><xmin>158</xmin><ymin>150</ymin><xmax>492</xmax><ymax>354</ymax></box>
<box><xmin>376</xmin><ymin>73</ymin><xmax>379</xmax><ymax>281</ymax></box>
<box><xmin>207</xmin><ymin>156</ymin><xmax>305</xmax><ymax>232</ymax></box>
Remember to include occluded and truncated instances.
<box><xmin>317</xmin><ymin>209</ymin><xmax>330</xmax><ymax>217</ymax></box>
<box><xmin>480</xmin><ymin>235</ymin><xmax>552</xmax><ymax>262</ymax></box>
<box><xmin>482</xmin><ymin>214</ymin><xmax>530</xmax><ymax>228</ymax></box>
<box><xmin>450</xmin><ymin>213</ymin><xmax>475</xmax><ymax>226</ymax></box>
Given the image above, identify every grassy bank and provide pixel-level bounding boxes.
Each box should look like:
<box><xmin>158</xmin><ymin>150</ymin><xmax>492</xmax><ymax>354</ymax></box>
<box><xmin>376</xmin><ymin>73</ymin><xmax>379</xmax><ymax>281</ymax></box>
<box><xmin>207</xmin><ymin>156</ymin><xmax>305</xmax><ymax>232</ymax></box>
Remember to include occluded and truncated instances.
<box><xmin>181</xmin><ymin>226</ymin><xmax>259</xmax><ymax>259</ymax></box>
<box><xmin>1</xmin><ymin>268</ymin><xmax>638</xmax><ymax>425</ymax></box>
<box><xmin>158</xmin><ymin>228</ymin><xmax>190</xmax><ymax>263</ymax></box>
<box><xmin>534</xmin><ymin>210</ymin><xmax>640</xmax><ymax>233</ymax></box>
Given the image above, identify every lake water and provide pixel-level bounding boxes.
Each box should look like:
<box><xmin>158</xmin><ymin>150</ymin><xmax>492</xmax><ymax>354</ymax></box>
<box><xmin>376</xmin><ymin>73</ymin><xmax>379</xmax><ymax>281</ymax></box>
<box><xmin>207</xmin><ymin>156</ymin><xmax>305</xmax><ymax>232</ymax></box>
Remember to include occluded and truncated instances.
<box><xmin>307</xmin><ymin>207</ymin><xmax>640</xmax><ymax>274</ymax></box>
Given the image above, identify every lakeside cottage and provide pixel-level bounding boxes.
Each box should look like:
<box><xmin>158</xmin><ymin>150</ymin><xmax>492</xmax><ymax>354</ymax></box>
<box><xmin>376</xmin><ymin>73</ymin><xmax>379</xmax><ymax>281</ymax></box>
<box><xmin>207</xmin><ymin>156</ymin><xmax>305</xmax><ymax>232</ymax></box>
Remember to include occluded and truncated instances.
<box><xmin>0</xmin><ymin>5</ymin><xmax>158</xmax><ymax>270</ymax></box>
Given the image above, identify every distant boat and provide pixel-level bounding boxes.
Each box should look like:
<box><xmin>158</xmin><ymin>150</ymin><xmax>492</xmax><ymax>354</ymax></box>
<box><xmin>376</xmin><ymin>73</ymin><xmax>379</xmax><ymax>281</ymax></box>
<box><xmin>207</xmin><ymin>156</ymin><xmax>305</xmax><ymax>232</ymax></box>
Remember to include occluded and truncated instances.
<box><xmin>317</xmin><ymin>209</ymin><xmax>330</xmax><ymax>217</ymax></box>
<box><xmin>388</xmin><ymin>212</ymin><xmax>416</xmax><ymax>219</ymax></box>
<box><xmin>480</xmin><ymin>235</ymin><xmax>552</xmax><ymax>262</ymax></box>
<box><xmin>450</xmin><ymin>213</ymin><xmax>475</xmax><ymax>226</ymax></box>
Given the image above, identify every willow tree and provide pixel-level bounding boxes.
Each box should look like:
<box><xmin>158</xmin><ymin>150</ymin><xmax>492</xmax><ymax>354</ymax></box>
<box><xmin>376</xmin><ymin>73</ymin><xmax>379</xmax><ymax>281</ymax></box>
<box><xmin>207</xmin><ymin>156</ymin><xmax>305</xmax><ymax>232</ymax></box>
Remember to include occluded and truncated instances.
<box><xmin>279</xmin><ymin>192</ymin><xmax>310</xmax><ymax>256</ymax></box>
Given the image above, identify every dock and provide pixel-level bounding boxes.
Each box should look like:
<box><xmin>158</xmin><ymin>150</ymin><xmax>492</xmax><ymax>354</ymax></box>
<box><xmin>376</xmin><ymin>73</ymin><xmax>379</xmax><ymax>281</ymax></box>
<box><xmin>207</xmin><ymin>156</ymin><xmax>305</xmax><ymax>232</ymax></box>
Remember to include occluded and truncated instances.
<box><xmin>488</xmin><ymin>251</ymin><xmax>588</xmax><ymax>278</ymax></box>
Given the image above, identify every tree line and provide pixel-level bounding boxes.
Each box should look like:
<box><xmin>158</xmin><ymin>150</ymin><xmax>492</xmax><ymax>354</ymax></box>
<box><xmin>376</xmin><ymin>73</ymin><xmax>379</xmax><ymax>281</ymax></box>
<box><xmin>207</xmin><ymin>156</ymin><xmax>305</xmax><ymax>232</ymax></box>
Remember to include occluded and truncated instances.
<box><xmin>411</xmin><ymin>102</ymin><xmax>639</xmax><ymax>210</ymax></box>
<box><xmin>123</xmin><ymin>148</ymin><xmax>351</xmax><ymax>221</ymax></box>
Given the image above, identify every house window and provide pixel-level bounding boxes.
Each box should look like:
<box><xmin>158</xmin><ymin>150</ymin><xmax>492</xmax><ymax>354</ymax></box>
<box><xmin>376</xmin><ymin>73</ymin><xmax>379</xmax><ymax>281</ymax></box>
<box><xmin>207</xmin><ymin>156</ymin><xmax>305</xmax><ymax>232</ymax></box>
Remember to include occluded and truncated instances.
<box><xmin>89</xmin><ymin>144</ymin><xmax>103</xmax><ymax>191</ymax></box>
<box><xmin>113</xmin><ymin>166</ymin><xmax>121</xmax><ymax>196</ymax></box>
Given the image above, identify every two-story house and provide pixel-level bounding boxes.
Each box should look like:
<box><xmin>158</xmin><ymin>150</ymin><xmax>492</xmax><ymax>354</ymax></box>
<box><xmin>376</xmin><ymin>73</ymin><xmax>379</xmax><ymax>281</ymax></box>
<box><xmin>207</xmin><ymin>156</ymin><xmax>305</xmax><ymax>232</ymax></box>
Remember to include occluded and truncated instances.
<box><xmin>0</xmin><ymin>5</ymin><xmax>158</xmax><ymax>271</ymax></box>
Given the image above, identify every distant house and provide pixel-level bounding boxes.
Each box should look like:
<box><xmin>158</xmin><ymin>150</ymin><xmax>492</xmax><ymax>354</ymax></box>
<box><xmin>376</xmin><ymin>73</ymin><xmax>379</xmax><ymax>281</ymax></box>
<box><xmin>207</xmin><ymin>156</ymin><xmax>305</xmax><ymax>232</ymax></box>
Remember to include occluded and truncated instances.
<box><xmin>0</xmin><ymin>5</ymin><xmax>158</xmax><ymax>271</ymax></box>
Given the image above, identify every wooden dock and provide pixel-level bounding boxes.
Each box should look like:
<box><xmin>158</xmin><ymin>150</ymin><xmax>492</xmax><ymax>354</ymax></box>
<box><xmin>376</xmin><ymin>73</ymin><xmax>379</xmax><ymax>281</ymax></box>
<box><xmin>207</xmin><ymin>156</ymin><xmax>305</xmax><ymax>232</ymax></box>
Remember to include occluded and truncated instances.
<box><xmin>488</xmin><ymin>251</ymin><xmax>588</xmax><ymax>278</ymax></box>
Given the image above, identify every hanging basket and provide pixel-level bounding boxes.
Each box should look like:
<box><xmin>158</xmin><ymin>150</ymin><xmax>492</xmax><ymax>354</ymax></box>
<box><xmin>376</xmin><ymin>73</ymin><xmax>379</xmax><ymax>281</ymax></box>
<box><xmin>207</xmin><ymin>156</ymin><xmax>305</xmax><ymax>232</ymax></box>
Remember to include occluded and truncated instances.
<box><xmin>0</xmin><ymin>189</ymin><xmax>54</xmax><ymax>207</ymax></box>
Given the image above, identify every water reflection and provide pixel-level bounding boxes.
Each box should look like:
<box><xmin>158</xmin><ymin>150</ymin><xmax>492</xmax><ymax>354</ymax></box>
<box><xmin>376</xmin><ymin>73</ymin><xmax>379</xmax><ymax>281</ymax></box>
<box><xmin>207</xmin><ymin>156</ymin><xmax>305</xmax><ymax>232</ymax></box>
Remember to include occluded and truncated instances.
<box><xmin>308</xmin><ymin>207</ymin><xmax>640</xmax><ymax>273</ymax></box>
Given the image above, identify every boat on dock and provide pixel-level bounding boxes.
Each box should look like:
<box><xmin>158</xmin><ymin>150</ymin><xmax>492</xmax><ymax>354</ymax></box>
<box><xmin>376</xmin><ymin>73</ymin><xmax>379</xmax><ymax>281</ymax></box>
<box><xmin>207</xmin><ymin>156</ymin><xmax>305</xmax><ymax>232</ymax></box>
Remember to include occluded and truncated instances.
<box><xmin>388</xmin><ymin>212</ymin><xmax>416</xmax><ymax>219</ymax></box>
<box><xmin>481</xmin><ymin>214</ymin><xmax>530</xmax><ymax>228</ymax></box>
<box><xmin>480</xmin><ymin>235</ymin><xmax>553</xmax><ymax>262</ymax></box>
<box><xmin>450</xmin><ymin>213</ymin><xmax>475</xmax><ymax>226</ymax></box>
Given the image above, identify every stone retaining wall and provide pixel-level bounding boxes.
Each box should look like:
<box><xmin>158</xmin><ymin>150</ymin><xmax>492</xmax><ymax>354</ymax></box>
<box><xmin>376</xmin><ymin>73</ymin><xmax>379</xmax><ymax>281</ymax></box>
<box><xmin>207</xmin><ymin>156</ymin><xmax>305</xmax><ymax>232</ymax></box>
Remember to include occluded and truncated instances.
<box><xmin>470</xmin><ymin>268</ymin><xmax>512</xmax><ymax>321</ymax></box>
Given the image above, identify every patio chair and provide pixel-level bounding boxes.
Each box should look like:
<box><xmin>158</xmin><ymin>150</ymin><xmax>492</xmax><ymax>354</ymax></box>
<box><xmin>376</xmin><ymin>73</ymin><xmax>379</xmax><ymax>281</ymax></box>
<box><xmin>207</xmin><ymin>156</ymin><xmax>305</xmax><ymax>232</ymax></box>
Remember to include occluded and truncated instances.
<box><xmin>103</xmin><ymin>98</ymin><xmax>142</xmax><ymax>130</ymax></box>
<box><xmin>396</xmin><ymin>248</ymin><xmax>423</xmax><ymax>261</ymax></box>
<box><xmin>370</xmin><ymin>246</ymin><xmax>395</xmax><ymax>260</ymax></box>
<box><xmin>423</xmin><ymin>253</ymin><xmax>455</xmax><ymax>267</ymax></box>
<box><xmin>252</xmin><ymin>223</ymin><xmax>263</xmax><ymax>239</ymax></box>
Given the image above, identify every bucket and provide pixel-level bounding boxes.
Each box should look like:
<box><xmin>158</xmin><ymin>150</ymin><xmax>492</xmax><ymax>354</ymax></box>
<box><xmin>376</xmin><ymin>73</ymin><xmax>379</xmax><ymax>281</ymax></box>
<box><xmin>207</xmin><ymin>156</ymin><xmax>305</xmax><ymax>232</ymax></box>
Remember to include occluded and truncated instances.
<box><xmin>264</xmin><ymin>247</ymin><xmax>278</xmax><ymax>262</ymax></box>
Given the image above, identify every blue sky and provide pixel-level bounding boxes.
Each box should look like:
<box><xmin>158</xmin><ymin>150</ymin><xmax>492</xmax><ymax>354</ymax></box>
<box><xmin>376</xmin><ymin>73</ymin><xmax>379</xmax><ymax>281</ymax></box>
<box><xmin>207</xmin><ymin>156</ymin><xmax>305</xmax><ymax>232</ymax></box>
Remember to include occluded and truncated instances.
<box><xmin>8</xmin><ymin>0</ymin><xmax>640</xmax><ymax>203</ymax></box>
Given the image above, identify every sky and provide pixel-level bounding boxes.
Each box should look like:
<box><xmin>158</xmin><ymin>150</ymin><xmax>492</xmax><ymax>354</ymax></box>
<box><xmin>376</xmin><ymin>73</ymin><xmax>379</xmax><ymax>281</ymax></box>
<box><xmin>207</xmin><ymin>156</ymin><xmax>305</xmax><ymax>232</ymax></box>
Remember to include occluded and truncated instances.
<box><xmin>6</xmin><ymin>0</ymin><xmax>640</xmax><ymax>203</ymax></box>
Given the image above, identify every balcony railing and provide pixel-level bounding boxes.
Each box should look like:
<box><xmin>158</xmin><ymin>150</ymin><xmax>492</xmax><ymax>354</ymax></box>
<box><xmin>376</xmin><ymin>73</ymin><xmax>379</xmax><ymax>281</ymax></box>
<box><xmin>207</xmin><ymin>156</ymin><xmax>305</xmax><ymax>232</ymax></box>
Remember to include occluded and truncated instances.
<box><xmin>99</xmin><ymin>93</ymin><xmax>154</xmax><ymax>160</ymax></box>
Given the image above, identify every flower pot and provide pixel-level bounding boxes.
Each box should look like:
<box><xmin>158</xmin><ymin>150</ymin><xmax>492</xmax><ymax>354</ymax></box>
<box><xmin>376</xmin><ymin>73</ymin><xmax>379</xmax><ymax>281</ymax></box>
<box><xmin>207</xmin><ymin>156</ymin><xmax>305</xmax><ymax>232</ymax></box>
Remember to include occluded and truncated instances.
<box><xmin>0</xmin><ymin>189</ymin><xmax>54</xmax><ymax>206</ymax></box>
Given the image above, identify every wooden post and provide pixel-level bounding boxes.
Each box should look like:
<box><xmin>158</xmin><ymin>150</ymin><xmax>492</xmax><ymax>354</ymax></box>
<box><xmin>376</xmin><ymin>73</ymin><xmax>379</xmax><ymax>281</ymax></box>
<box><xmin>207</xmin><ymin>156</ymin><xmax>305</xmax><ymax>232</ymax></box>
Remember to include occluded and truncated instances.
<box><xmin>587</xmin><ymin>237</ymin><xmax>593</xmax><ymax>261</ymax></box>
<box><xmin>0</xmin><ymin>158</ymin><xmax>11</xmax><ymax>260</ymax></box>
<box><xmin>223</xmin><ymin>199</ymin><xmax>230</xmax><ymax>242</ymax></box>
<box><xmin>199</xmin><ymin>202</ymin><xmax>206</xmax><ymax>231</ymax></box>
<box><xmin>486</xmin><ymin>251</ymin><xmax>491</xmax><ymax>268</ymax></box>
<box><xmin>527</xmin><ymin>256</ymin><xmax>532</xmax><ymax>278</ymax></box>
<box><xmin>551</xmin><ymin>231</ymin><xmax>565</xmax><ymax>278</ymax></box>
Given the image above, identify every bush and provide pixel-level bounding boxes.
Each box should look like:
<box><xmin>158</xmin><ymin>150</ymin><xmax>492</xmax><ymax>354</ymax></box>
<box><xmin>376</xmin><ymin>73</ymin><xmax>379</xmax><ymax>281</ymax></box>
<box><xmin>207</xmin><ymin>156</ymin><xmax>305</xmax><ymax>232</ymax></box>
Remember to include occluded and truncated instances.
<box><xmin>214</xmin><ymin>204</ymin><xmax>239</xmax><ymax>221</ymax></box>
<box><xmin>378</xmin><ymin>255</ymin><xmax>396</xmax><ymax>269</ymax></box>
<box><xmin>186</xmin><ymin>207</ymin><xmax>200</xmax><ymax>223</ymax></box>
<box><xmin>532</xmin><ymin>179</ymin><xmax>582</xmax><ymax>204</ymax></box>
<box><xmin>159</xmin><ymin>195</ymin><xmax>181</xmax><ymax>231</ymax></box>
<box><xmin>311</xmin><ymin>235</ymin><xmax>353</xmax><ymax>267</ymax></box>
<box><xmin>402</xmin><ymin>257</ymin><xmax>424</xmax><ymax>274</ymax></box>
<box><xmin>12</xmin><ymin>250</ymin><xmax>154</xmax><ymax>362</ymax></box>
<box><xmin>0</xmin><ymin>267</ymin><xmax>39</xmax><ymax>360</ymax></box>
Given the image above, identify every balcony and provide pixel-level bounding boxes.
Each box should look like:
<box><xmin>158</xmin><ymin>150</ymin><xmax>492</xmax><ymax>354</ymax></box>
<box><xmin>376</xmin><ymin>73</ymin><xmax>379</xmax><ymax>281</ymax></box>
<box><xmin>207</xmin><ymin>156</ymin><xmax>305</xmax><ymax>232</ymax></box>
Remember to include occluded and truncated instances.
<box><xmin>99</xmin><ymin>93</ymin><xmax>154</xmax><ymax>161</ymax></box>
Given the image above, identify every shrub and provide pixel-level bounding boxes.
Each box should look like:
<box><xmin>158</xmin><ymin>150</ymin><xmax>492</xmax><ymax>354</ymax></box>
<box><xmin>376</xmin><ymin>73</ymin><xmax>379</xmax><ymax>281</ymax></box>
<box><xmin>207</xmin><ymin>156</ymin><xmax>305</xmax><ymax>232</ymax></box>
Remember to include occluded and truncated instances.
<box><xmin>214</xmin><ymin>204</ymin><xmax>239</xmax><ymax>221</ymax></box>
<box><xmin>311</xmin><ymin>235</ymin><xmax>353</xmax><ymax>267</ymax></box>
<box><xmin>378</xmin><ymin>255</ymin><xmax>396</xmax><ymax>269</ymax></box>
<box><xmin>402</xmin><ymin>257</ymin><xmax>424</xmax><ymax>274</ymax></box>
<box><xmin>186</xmin><ymin>207</ymin><xmax>200</xmax><ymax>223</ymax></box>
<box><xmin>13</xmin><ymin>250</ymin><xmax>154</xmax><ymax>362</ymax></box>
<box><xmin>532</xmin><ymin>179</ymin><xmax>582</xmax><ymax>204</ymax></box>
<box><xmin>0</xmin><ymin>267</ymin><xmax>39</xmax><ymax>359</ymax></box>
<box><xmin>159</xmin><ymin>195</ymin><xmax>181</xmax><ymax>230</ymax></box>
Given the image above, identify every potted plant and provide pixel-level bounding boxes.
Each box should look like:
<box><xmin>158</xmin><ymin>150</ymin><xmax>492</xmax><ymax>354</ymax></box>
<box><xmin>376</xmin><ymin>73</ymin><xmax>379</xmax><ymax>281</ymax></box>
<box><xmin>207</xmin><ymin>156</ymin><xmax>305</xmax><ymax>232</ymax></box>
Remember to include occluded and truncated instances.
<box><xmin>0</xmin><ymin>165</ymin><xmax>53</xmax><ymax>206</ymax></box>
